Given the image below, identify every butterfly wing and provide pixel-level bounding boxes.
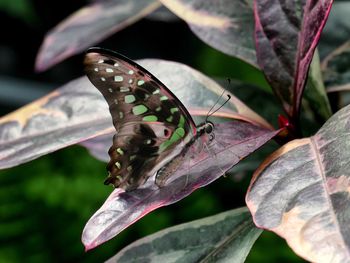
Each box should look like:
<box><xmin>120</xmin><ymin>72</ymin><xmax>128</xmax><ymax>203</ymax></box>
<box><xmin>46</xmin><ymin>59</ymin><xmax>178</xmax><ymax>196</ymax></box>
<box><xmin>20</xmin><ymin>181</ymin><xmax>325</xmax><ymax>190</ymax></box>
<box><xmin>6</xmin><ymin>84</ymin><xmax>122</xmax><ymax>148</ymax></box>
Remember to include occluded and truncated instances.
<box><xmin>84</xmin><ymin>48</ymin><xmax>197</xmax><ymax>190</ymax></box>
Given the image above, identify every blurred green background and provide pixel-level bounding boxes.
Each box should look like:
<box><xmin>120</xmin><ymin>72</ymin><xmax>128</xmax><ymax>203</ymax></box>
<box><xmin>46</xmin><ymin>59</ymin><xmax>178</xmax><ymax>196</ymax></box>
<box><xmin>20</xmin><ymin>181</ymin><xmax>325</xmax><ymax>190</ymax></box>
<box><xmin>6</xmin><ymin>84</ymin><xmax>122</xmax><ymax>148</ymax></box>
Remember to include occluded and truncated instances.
<box><xmin>0</xmin><ymin>0</ymin><xmax>305</xmax><ymax>262</ymax></box>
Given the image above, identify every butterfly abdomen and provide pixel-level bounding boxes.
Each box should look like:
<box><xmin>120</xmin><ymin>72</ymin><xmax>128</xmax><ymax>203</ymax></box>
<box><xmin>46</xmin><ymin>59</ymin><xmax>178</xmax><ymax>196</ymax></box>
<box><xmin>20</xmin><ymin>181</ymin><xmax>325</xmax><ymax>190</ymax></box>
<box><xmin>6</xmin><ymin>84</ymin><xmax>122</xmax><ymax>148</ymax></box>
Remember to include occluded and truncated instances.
<box><xmin>155</xmin><ymin>152</ymin><xmax>186</xmax><ymax>187</ymax></box>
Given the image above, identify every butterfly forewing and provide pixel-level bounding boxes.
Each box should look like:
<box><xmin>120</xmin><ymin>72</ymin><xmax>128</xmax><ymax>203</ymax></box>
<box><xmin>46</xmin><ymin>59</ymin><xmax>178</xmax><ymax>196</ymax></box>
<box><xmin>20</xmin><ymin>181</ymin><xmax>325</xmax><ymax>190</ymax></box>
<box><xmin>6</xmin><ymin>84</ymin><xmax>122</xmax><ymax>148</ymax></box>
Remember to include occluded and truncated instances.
<box><xmin>84</xmin><ymin>48</ymin><xmax>197</xmax><ymax>190</ymax></box>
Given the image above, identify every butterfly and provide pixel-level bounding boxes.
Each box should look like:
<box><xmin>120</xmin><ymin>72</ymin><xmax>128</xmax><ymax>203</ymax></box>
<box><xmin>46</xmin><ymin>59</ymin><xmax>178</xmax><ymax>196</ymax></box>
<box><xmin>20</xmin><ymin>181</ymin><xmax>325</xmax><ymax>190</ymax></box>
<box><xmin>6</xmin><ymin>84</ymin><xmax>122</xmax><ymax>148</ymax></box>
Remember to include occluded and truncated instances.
<box><xmin>84</xmin><ymin>47</ymin><xmax>225</xmax><ymax>191</ymax></box>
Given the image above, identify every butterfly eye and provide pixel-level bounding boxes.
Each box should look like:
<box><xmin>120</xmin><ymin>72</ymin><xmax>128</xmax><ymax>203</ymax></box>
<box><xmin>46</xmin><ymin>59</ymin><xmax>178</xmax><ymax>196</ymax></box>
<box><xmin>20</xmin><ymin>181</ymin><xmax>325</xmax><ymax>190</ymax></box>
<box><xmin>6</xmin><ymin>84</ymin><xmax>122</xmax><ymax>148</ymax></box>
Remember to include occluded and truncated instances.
<box><xmin>205</xmin><ymin>123</ymin><xmax>214</xmax><ymax>134</ymax></box>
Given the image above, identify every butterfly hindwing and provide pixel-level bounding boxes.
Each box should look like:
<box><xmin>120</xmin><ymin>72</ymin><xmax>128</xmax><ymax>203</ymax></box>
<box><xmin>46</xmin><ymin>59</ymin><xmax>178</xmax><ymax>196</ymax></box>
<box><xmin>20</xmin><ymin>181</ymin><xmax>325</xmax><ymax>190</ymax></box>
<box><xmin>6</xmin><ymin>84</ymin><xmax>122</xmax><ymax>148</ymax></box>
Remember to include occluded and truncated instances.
<box><xmin>84</xmin><ymin>48</ymin><xmax>197</xmax><ymax>190</ymax></box>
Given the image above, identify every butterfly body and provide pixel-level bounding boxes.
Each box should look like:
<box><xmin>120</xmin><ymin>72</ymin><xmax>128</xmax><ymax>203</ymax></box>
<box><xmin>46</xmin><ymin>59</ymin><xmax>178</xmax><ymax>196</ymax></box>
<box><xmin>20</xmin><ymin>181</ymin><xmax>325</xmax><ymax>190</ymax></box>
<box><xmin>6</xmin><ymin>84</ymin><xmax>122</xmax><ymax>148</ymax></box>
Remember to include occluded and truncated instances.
<box><xmin>155</xmin><ymin>121</ymin><xmax>214</xmax><ymax>187</ymax></box>
<box><xmin>84</xmin><ymin>48</ymin><xmax>214</xmax><ymax>191</ymax></box>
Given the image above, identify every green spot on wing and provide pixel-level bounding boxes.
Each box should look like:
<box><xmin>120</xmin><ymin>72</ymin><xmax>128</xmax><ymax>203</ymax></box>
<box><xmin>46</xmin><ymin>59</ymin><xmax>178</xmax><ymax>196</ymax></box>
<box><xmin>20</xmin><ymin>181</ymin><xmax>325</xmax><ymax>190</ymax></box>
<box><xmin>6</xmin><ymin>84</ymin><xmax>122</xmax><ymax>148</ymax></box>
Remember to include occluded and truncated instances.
<box><xmin>175</xmin><ymin>127</ymin><xmax>185</xmax><ymax>137</ymax></box>
<box><xmin>166</xmin><ymin>116</ymin><xmax>173</xmax><ymax>122</ymax></box>
<box><xmin>120</xmin><ymin>87</ymin><xmax>130</xmax><ymax>92</ymax></box>
<box><xmin>125</xmin><ymin>95</ymin><xmax>136</xmax><ymax>103</ymax></box>
<box><xmin>116</xmin><ymin>148</ymin><xmax>124</xmax><ymax>155</ymax></box>
<box><xmin>137</xmin><ymin>80</ymin><xmax>145</xmax><ymax>86</ymax></box>
<box><xmin>178</xmin><ymin>115</ymin><xmax>185</xmax><ymax>128</ymax></box>
<box><xmin>114</xmin><ymin>76</ymin><xmax>123</xmax><ymax>82</ymax></box>
<box><xmin>143</xmin><ymin>115</ymin><xmax>158</xmax><ymax>122</ymax></box>
<box><xmin>115</xmin><ymin>162</ymin><xmax>121</xmax><ymax>169</ymax></box>
<box><xmin>132</xmin><ymin>105</ymin><xmax>148</xmax><ymax>115</ymax></box>
<box><xmin>170</xmin><ymin>107</ymin><xmax>179</xmax><ymax>114</ymax></box>
<box><xmin>160</xmin><ymin>95</ymin><xmax>168</xmax><ymax>101</ymax></box>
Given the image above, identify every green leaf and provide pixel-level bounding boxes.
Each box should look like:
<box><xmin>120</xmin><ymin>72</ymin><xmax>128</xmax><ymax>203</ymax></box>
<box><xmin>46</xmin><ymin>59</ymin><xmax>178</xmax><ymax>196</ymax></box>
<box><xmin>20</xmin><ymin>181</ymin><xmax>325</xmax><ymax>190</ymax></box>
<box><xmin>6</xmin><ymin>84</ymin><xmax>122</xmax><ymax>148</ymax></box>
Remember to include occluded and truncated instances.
<box><xmin>304</xmin><ymin>50</ymin><xmax>332</xmax><ymax>121</ymax></box>
<box><xmin>0</xmin><ymin>0</ymin><xmax>37</xmax><ymax>24</ymax></box>
<box><xmin>106</xmin><ymin>208</ymin><xmax>262</xmax><ymax>263</ymax></box>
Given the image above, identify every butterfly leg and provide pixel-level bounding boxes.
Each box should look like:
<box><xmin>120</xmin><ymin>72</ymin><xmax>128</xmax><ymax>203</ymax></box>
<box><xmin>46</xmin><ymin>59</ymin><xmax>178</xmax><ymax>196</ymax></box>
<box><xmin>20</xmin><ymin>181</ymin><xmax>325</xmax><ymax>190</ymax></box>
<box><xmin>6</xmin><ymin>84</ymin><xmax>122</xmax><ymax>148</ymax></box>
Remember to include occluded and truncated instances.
<box><xmin>203</xmin><ymin>142</ymin><xmax>227</xmax><ymax>177</ymax></box>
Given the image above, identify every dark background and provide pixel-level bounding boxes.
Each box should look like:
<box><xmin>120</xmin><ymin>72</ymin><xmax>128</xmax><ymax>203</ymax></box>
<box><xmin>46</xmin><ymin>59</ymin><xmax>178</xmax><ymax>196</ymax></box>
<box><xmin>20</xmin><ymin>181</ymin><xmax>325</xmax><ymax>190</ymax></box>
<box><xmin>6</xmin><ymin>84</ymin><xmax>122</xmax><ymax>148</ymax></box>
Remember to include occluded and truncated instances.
<box><xmin>0</xmin><ymin>1</ymin><xmax>304</xmax><ymax>262</ymax></box>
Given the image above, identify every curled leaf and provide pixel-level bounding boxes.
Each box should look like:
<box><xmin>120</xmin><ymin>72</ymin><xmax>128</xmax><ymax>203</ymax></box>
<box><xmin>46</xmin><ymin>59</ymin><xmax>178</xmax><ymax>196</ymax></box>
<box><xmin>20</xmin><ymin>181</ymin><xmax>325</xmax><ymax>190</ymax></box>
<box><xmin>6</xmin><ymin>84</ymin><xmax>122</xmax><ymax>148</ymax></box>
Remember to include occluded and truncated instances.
<box><xmin>246</xmin><ymin>104</ymin><xmax>350</xmax><ymax>262</ymax></box>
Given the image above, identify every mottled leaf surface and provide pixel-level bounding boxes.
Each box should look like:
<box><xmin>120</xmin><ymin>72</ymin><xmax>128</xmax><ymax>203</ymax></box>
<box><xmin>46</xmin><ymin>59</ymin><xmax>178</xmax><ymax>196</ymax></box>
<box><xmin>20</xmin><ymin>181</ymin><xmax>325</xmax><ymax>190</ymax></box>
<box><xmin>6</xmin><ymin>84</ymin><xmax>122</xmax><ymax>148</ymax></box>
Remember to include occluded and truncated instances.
<box><xmin>255</xmin><ymin>0</ymin><xmax>333</xmax><ymax>118</ymax></box>
<box><xmin>106</xmin><ymin>208</ymin><xmax>262</xmax><ymax>263</ymax></box>
<box><xmin>0</xmin><ymin>59</ymin><xmax>268</xmax><ymax>169</ymax></box>
<box><xmin>35</xmin><ymin>0</ymin><xmax>161</xmax><ymax>71</ymax></box>
<box><xmin>246</xmin><ymin>105</ymin><xmax>350</xmax><ymax>262</ymax></box>
<box><xmin>82</xmin><ymin>122</ymin><xmax>279</xmax><ymax>250</ymax></box>
<box><xmin>160</xmin><ymin>0</ymin><xmax>257</xmax><ymax>66</ymax></box>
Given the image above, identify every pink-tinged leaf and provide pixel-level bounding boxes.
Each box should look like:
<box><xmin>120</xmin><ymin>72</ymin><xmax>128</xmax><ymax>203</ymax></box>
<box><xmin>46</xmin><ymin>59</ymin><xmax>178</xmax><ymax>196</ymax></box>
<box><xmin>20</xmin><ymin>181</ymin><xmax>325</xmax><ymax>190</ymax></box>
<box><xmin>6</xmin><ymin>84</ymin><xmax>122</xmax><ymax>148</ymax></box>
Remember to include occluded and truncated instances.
<box><xmin>106</xmin><ymin>208</ymin><xmax>262</xmax><ymax>263</ymax></box>
<box><xmin>159</xmin><ymin>0</ymin><xmax>257</xmax><ymax>67</ymax></box>
<box><xmin>35</xmin><ymin>0</ymin><xmax>161</xmax><ymax>72</ymax></box>
<box><xmin>246</xmin><ymin>105</ymin><xmax>350</xmax><ymax>262</ymax></box>
<box><xmin>0</xmin><ymin>76</ymin><xmax>112</xmax><ymax>169</ymax></box>
<box><xmin>0</xmin><ymin>59</ymin><xmax>270</xmax><ymax>169</ymax></box>
<box><xmin>82</xmin><ymin>121</ymin><xmax>279</xmax><ymax>250</ymax></box>
<box><xmin>254</xmin><ymin>0</ymin><xmax>334</xmax><ymax>118</ymax></box>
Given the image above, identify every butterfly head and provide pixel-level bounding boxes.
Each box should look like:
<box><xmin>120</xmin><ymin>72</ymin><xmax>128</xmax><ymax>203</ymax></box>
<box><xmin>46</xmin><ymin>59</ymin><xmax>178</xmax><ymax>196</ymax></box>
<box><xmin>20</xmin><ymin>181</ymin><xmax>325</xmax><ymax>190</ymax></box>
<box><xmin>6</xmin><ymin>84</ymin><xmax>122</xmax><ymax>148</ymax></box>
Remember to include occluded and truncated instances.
<box><xmin>204</xmin><ymin>121</ymin><xmax>214</xmax><ymax>134</ymax></box>
<box><xmin>196</xmin><ymin>120</ymin><xmax>215</xmax><ymax>144</ymax></box>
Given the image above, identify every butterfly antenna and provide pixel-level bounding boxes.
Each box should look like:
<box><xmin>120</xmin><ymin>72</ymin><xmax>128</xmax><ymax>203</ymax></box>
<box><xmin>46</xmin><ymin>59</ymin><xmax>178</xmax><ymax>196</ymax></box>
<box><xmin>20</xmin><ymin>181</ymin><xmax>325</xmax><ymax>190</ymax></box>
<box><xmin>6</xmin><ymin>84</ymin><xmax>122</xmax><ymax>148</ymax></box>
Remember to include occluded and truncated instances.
<box><xmin>205</xmin><ymin>79</ymin><xmax>232</xmax><ymax>122</ymax></box>
<box><xmin>205</xmin><ymin>89</ymin><xmax>225</xmax><ymax>123</ymax></box>
<box><xmin>208</xmin><ymin>94</ymin><xmax>231</xmax><ymax>118</ymax></box>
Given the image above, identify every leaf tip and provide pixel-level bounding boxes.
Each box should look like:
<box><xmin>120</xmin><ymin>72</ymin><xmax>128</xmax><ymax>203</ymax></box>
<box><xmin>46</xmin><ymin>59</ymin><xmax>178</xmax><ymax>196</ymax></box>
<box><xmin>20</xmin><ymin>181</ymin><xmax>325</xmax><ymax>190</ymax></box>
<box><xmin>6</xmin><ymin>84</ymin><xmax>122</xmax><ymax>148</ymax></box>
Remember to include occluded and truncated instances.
<box><xmin>35</xmin><ymin>46</ymin><xmax>51</xmax><ymax>72</ymax></box>
<box><xmin>84</xmin><ymin>243</ymin><xmax>96</xmax><ymax>252</ymax></box>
